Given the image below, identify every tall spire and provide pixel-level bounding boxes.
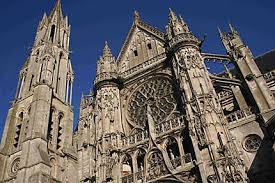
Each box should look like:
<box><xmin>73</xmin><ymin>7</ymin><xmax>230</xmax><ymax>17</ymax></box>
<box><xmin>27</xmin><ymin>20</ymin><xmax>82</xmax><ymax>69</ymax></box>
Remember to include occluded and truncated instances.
<box><xmin>168</xmin><ymin>8</ymin><xmax>178</xmax><ymax>22</ymax></box>
<box><xmin>49</xmin><ymin>0</ymin><xmax>63</xmax><ymax>21</ymax></box>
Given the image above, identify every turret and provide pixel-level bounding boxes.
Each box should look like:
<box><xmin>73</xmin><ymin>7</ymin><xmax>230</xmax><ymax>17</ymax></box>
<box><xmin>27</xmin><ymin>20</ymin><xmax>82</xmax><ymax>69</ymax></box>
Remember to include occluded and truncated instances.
<box><xmin>166</xmin><ymin>10</ymin><xmax>247</xmax><ymax>182</ymax></box>
<box><xmin>166</xmin><ymin>9</ymin><xmax>200</xmax><ymax>50</ymax></box>
<box><xmin>94</xmin><ymin>42</ymin><xmax>118</xmax><ymax>89</ymax></box>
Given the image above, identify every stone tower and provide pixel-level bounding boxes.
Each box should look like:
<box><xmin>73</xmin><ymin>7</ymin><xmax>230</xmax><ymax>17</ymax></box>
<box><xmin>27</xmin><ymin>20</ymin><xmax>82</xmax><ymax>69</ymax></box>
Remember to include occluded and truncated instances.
<box><xmin>0</xmin><ymin>0</ymin><xmax>78</xmax><ymax>182</ymax></box>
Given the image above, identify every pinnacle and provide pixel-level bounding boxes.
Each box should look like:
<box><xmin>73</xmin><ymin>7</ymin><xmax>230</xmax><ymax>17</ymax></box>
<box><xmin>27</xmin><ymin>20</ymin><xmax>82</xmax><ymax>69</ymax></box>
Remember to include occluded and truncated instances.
<box><xmin>102</xmin><ymin>41</ymin><xmax>113</xmax><ymax>58</ymax></box>
<box><xmin>168</xmin><ymin>8</ymin><xmax>177</xmax><ymax>21</ymax></box>
<box><xmin>49</xmin><ymin>0</ymin><xmax>63</xmax><ymax>20</ymax></box>
<box><xmin>134</xmin><ymin>10</ymin><xmax>140</xmax><ymax>24</ymax></box>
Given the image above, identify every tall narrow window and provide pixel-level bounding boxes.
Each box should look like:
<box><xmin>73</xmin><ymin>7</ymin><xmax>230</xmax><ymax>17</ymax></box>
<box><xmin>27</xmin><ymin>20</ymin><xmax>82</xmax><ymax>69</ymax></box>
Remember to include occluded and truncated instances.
<box><xmin>62</xmin><ymin>31</ymin><xmax>66</xmax><ymax>47</ymax></box>
<box><xmin>134</xmin><ymin>50</ymin><xmax>138</xmax><ymax>57</ymax></box>
<box><xmin>29</xmin><ymin>75</ymin><xmax>34</xmax><ymax>91</ymax></box>
<box><xmin>47</xmin><ymin>108</ymin><xmax>55</xmax><ymax>143</ymax></box>
<box><xmin>50</xmin><ymin>25</ymin><xmax>56</xmax><ymax>43</ymax></box>
<box><xmin>57</xmin><ymin>114</ymin><xmax>63</xmax><ymax>150</ymax></box>
<box><xmin>147</xmin><ymin>43</ymin><xmax>152</xmax><ymax>50</ymax></box>
<box><xmin>14</xmin><ymin>112</ymin><xmax>23</xmax><ymax>148</ymax></box>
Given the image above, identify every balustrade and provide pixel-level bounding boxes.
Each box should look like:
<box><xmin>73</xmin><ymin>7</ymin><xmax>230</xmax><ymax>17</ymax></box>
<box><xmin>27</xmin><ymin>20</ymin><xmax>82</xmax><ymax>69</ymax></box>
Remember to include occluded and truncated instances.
<box><xmin>263</xmin><ymin>71</ymin><xmax>275</xmax><ymax>81</ymax></box>
<box><xmin>226</xmin><ymin>107</ymin><xmax>254</xmax><ymax>123</ymax></box>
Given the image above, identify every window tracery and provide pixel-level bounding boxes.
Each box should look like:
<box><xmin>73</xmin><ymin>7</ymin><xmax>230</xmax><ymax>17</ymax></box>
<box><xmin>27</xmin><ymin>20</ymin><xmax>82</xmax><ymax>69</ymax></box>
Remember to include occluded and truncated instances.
<box><xmin>243</xmin><ymin>134</ymin><xmax>261</xmax><ymax>152</ymax></box>
<box><xmin>147</xmin><ymin>151</ymin><xmax>168</xmax><ymax>181</ymax></box>
<box><xmin>127</xmin><ymin>77</ymin><xmax>177</xmax><ymax>129</ymax></box>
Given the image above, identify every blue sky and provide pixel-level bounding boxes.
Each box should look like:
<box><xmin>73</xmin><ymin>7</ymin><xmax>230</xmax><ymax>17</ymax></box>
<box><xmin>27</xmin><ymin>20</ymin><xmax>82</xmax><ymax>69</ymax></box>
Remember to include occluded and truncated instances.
<box><xmin>0</xmin><ymin>0</ymin><xmax>274</xmax><ymax>140</ymax></box>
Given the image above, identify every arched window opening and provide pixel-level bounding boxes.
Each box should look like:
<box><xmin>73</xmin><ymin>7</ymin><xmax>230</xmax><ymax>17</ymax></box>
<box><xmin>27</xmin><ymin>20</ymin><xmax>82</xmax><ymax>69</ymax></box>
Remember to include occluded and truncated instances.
<box><xmin>62</xmin><ymin>31</ymin><xmax>66</xmax><ymax>47</ymax></box>
<box><xmin>14</xmin><ymin>112</ymin><xmax>24</xmax><ymax>148</ymax></box>
<box><xmin>29</xmin><ymin>75</ymin><xmax>34</xmax><ymax>91</ymax></box>
<box><xmin>47</xmin><ymin>108</ymin><xmax>55</xmax><ymax>144</ymax></box>
<box><xmin>136</xmin><ymin>149</ymin><xmax>145</xmax><ymax>182</ymax></box>
<box><xmin>137</xmin><ymin>150</ymin><xmax>145</xmax><ymax>172</ymax></box>
<box><xmin>147</xmin><ymin>43</ymin><xmax>152</xmax><ymax>50</ymax></box>
<box><xmin>122</xmin><ymin>155</ymin><xmax>133</xmax><ymax>176</ymax></box>
<box><xmin>57</xmin><ymin>114</ymin><xmax>63</xmax><ymax>150</ymax></box>
<box><xmin>50</xmin><ymin>25</ymin><xmax>56</xmax><ymax>43</ymax></box>
<box><xmin>182</xmin><ymin>132</ymin><xmax>194</xmax><ymax>164</ymax></box>
<box><xmin>147</xmin><ymin>151</ymin><xmax>168</xmax><ymax>180</ymax></box>
<box><xmin>166</xmin><ymin>138</ymin><xmax>181</xmax><ymax>168</ymax></box>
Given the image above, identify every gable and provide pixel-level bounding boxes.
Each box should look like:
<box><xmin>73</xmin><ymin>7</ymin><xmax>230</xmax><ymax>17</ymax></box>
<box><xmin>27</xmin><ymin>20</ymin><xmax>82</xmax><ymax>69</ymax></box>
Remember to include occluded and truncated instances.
<box><xmin>117</xmin><ymin>21</ymin><xmax>166</xmax><ymax>74</ymax></box>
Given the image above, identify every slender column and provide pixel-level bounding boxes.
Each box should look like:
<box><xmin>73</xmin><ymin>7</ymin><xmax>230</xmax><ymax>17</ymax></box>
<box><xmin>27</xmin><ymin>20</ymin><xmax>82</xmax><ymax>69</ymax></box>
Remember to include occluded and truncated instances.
<box><xmin>66</xmin><ymin>77</ymin><xmax>69</xmax><ymax>103</ymax></box>
<box><xmin>70</xmin><ymin>79</ymin><xmax>73</xmax><ymax>105</ymax></box>
<box><xmin>15</xmin><ymin>75</ymin><xmax>22</xmax><ymax>99</ymax></box>
<box><xmin>18</xmin><ymin>75</ymin><xmax>26</xmax><ymax>98</ymax></box>
<box><xmin>131</xmin><ymin>154</ymin><xmax>137</xmax><ymax>183</ymax></box>
<box><xmin>176</xmin><ymin>135</ymin><xmax>185</xmax><ymax>165</ymax></box>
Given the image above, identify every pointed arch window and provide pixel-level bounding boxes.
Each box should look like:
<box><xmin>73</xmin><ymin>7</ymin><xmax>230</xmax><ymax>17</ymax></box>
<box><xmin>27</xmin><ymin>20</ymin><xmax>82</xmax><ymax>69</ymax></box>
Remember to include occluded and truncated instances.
<box><xmin>50</xmin><ymin>25</ymin><xmax>56</xmax><ymax>43</ymax></box>
<box><xmin>14</xmin><ymin>112</ymin><xmax>24</xmax><ymax>148</ymax></box>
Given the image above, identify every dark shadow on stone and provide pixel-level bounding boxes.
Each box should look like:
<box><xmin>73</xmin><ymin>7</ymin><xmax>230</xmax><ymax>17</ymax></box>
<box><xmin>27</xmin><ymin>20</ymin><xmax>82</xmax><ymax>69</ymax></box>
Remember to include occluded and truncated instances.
<box><xmin>247</xmin><ymin>136</ymin><xmax>275</xmax><ymax>183</ymax></box>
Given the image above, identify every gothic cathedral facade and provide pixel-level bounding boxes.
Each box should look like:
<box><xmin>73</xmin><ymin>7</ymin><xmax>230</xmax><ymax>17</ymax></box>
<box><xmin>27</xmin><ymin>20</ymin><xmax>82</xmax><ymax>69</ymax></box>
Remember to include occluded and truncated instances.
<box><xmin>1</xmin><ymin>1</ymin><xmax>275</xmax><ymax>183</ymax></box>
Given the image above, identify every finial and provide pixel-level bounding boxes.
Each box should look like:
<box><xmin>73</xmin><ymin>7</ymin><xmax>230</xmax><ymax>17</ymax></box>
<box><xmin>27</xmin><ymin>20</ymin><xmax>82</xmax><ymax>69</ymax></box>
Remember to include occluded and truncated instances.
<box><xmin>101</xmin><ymin>41</ymin><xmax>113</xmax><ymax>60</ymax></box>
<box><xmin>134</xmin><ymin>10</ymin><xmax>140</xmax><ymax>24</ymax></box>
<box><xmin>228</xmin><ymin>23</ymin><xmax>238</xmax><ymax>34</ymax></box>
<box><xmin>218</xmin><ymin>27</ymin><xmax>225</xmax><ymax>38</ymax></box>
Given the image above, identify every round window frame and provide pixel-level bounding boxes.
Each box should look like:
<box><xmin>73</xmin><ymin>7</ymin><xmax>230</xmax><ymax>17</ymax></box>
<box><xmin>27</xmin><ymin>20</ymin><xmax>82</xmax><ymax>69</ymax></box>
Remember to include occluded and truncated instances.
<box><xmin>243</xmin><ymin>134</ymin><xmax>262</xmax><ymax>153</ymax></box>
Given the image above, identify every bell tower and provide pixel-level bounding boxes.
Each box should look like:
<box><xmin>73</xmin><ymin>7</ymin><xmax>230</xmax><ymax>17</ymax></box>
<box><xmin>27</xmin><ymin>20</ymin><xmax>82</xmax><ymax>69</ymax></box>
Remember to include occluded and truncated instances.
<box><xmin>0</xmin><ymin>1</ymin><xmax>77</xmax><ymax>182</ymax></box>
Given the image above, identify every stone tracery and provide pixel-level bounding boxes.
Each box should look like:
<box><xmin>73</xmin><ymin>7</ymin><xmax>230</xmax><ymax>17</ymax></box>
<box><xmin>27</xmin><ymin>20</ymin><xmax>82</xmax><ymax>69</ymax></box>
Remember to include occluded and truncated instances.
<box><xmin>127</xmin><ymin>77</ymin><xmax>178</xmax><ymax>129</ymax></box>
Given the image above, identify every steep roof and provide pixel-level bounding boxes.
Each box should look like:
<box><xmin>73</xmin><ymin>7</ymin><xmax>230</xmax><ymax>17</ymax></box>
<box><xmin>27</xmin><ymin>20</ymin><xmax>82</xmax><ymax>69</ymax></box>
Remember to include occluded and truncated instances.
<box><xmin>255</xmin><ymin>49</ymin><xmax>275</xmax><ymax>73</ymax></box>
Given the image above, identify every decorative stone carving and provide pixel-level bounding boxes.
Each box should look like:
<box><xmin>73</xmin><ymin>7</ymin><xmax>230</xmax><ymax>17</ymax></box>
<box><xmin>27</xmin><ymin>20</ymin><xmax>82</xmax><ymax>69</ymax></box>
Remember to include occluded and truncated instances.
<box><xmin>147</xmin><ymin>151</ymin><xmax>168</xmax><ymax>181</ymax></box>
<box><xmin>9</xmin><ymin>158</ymin><xmax>20</xmax><ymax>176</ymax></box>
<box><xmin>177</xmin><ymin>47</ymin><xmax>203</xmax><ymax>69</ymax></box>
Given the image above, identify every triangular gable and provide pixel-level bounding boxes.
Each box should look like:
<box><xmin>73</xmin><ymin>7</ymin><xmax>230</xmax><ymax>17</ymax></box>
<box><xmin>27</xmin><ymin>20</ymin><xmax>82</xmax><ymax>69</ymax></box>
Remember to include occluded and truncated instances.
<box><xmin>117</xmin><ymin>14</ymin><xmax>166</xmax><ymax>73</ymax></box>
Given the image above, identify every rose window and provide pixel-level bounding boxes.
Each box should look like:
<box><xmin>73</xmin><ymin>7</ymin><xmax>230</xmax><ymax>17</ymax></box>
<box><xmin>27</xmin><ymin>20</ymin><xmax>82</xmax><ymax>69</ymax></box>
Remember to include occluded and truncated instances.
<box><xmin>128</xmin><ymin>77</ymin><xmax>177</xmax><ymax>128</ymax></box>
<box><xmin>243</xmin><ymin>134</ymin><xmax>262</xmax><ymax>152</ymax></box>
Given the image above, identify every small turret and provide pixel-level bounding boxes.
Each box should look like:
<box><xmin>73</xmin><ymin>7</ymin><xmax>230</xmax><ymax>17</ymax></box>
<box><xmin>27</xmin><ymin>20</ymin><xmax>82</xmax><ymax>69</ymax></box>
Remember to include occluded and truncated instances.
<box><xmin>166</xmin><ymin>9</ymin><xmax>200</xmax><ymax>50</ymax></box>
<box><xmin>94</xmin><ymin>42</ymin><xmax>118</xmax><ymax>89</ymax></box>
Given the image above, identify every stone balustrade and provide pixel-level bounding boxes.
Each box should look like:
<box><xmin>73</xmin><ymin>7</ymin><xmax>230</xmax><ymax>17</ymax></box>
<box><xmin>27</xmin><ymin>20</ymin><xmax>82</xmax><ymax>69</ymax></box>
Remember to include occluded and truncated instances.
<box><xmin>121</xmin><ymin>153</ymin><xmax>192</xmax><ymax>182</ymax></box>
<box><xmin>155</xmin><ymin>116</ymin><xmax>185</xmax><ymax>135</ymax></box>
<box><xmin>121</xmin><ymin>116</ymin><xmax>185</xmax><ymax>148</ymax></box>
<box><xmin>263</xmin><ymin>70</ymin><xmax>275</xmax><ymax>81</ymax></box>
<box><xmin>226</xmin><ymin>107</ymin><xmax>254</xmax><ymax>123</ymax></box>
<box><xmin>169</xmin><ymin>33</ymin><xmax>200</xmax><ymax>47</ymax></box>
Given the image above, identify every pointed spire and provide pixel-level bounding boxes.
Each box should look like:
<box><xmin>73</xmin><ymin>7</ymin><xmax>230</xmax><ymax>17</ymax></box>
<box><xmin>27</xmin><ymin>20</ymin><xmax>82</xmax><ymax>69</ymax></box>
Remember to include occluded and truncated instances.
<box><xmin>102</xmin><ymin>41</ymin><xmax>113</xmax><ymax>59</ymax></box>
<box><xmin>169</xmin><ymin>8</ymin><xmax>178</xmax><ymax>22</ymax></box>
<box><xmin>49</xmin><ymin>0</ymin><xmax>63</xmax><ymax>21</ymax></box>
<box><xmin>228</xmin><ymin>23</ymin><xmax>239</xmax><ymax>36</ymax></box>
<box><xmin>218</xmin><ymin>27</ymin><xmax>225</xmax><ymax>38</ymax></box>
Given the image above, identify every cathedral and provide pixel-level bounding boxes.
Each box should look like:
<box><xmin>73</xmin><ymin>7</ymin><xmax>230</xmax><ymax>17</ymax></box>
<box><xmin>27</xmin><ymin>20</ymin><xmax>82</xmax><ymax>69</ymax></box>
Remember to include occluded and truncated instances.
<box><xmin>1</xmin><ymin>1</ymin><xmax>275</xmax><ymax>183</ymax></box>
